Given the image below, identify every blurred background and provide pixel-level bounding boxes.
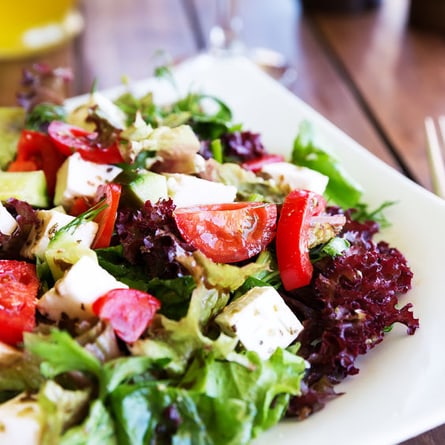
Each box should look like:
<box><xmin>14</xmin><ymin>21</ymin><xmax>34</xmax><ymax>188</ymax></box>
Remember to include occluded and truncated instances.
<box><xmin>2</xmin><ymin>0</ymin><xmax>443</xmax><ymax>99</ymax></box>
<box><xmin>1</xmin><ymin>0</ymin><xmax>444</xmax><ymax>99</ymax></box>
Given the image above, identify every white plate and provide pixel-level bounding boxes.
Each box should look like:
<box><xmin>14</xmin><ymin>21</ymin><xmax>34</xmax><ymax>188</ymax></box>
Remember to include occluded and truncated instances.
<box><xmin>68</xmin><ymin>54</ymin><xmax>445</xmax><ymax>445</ymax></box>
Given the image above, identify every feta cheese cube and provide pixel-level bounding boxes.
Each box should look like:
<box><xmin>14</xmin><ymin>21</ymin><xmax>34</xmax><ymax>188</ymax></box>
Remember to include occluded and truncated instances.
<box><xmin>0</xmin><ymin>393</ymin><xmax>41</xmax><ymax>445</ymax></box>
<box><xmin>261</xmin><ymin>162</ymin><xmax>329</xmax><ymax>195</ymax></box>
<box><xmin>68</xmin><ymin>91</ymin><xmax>127</xmax><ymax>130</ymax></box>
<box><xmin>54</xmin><ymin>152</ymin><xmax>122</xmax><ymax>208</ymax></box>
<box><xmin>37</xmin><ymin>256</ymin><xmax>128</xmax><ymax>321</ymax></box>
<box><xmin>0</xmin><ymin>201</ymin><xmax>18</xmax><ymax>235</ymax></box>
<box><xmin>164</xmin><ymin>173</ymin><xmax>237</xmax><ymax>207</ymax></box>
<box><xmin>21</xmin><ymin>208</ymin><xmax>98</xmax><ymax>260</ymax></box>
<box><xmin>215</xmin><ymin>286</ymin><xmax>303</xmax><ymax>360</ymax></box>
<box><xmin>87</xmin><ymin>92</ymin><xmax>127</xmax><ymax>130</ymax></box>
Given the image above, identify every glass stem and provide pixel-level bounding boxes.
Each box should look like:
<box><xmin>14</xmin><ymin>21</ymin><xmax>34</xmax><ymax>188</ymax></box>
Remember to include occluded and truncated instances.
<box><xmin>209</xmin><ymin>0</ymin><xmax>243</xmax><ymax>54</ymax></box>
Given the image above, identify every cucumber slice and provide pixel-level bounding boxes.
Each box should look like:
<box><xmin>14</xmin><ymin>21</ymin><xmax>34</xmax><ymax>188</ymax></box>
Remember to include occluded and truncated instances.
<box><xmin>0</xmin><ymin>107</ymin><xmax>25</xmax><ymax>170</ymax></box>
<box><xmin>0</xmin><ymin>170</ymin><xmax>49</xmax><ymax>208</ymax></box>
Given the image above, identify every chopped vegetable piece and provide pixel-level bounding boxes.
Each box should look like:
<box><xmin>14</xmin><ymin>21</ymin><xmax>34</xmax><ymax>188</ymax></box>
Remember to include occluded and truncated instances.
<box><xmin>48</xmin><ymin>121</ymin><xmax>124</xmax><ymax>164</ymax></box>
<box><xmin>276</xmin><ymin>189</ymin><xmax>326</xmax><ymax>290</ymax></box>
<box><xmin>292</xmin><ymin>121</ymin><xmax>363</xmax><ymax>208</ymax></box>
<box><xmin>0</xmin><ymin>260</ymin><xmax>39</xmax><ymax>345</ymax></box>
<box><xmin>7</xmin><ymin>130</ymin><xmax>66</xmax><ymax>198</ymax></box>
<box><xmin>92</xmin><ymin>288</ymin><xmax>161</xmax><ymax>343</ymax></box>
<box><xmin>215</xmin><ymin>286</ymin><xmax>303</xmax><ymax>359</ymax></box>
<box><xmin>38</xmin><ymin>256</ymin><xmax>128</xmax><ymax>320</ymax></box>
<box><xmin>174</xmin><ymin>202</ymin><xmax>277</xmax><ymax>263</ymax></box>
<box><xmin>92</xmin><ymin>183</ymin><xmax>122</xmax><ymax>249</ymax></box>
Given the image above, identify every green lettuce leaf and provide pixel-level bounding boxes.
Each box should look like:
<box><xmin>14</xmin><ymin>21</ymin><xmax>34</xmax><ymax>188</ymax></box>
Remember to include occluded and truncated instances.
<box><xmin>291</xmin><ymin>120</ymin><xmax>363</xmax><ymax>208</ymax></box>
<box><xmin>178</xmin><ymin>251</ymin><xmax>269</xmax><ymax>293</ymax></box>
<box><xmin>60</xmin><ymin>400</ymin><xmax>117</xmax><ymax>445</ymax></box>
<box><xmin>24</xmin><ymin>330</ymin><xmax>102</xmax><ymax>381</ymax></box>
<box><xmin>181</xmin><ymin>348</ymin><xmax>306</xmax><ymax>438</ymax></box>
<box><xmin>110</xmin><ymin>348</ymin><xmax>306</xmax><ymax>445</ymax></box>
<box><xmin>102</xmin><ymin>356</ymin><xmax>161</xmax><ymax>394</ymax></box>
<box><xmin>0</xmin><ymin>348</ymin><xmax>43</xmax><ymax>395</ymax></box>
<box><xmin>110</xmin><ymin>382</ymin><xmax>254</xmax><ymax>445</ymax></box>
<box><xmin>130</xmin><ymin>282</ymin><xmax>238</xmax><ymax>375</ymax></box>
<box><xmin>38</xmin><ymin>380</ymin><xmax>90</xmax><ymax>445</ymax></box>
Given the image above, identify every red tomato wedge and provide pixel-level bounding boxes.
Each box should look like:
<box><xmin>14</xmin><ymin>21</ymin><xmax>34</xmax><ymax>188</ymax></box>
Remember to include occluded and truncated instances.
<box><xmin>69</xmin><ymin>196</ymin><xmax>92</xmax><ymax>217</ymax></box>
<box><xmin>67</xmin><ymin>183</ymin><xmax>122</xmax><ymax>249</ymax></box>
<box><xmin>92</xmin><ymin>183</ymin><xmax>122</xmax><ymax>249</ymax></box>
<box><xmin>173</xmin><ymin>202</ymin><xmax>277</xmax><ymax>263</ymax></box>
<box><xmin>275</xmin><ymin>189</ymin><xmax>326</xmax><ymax>291</ymax></box>
<box><xmin>7</xmin><ymin>130</ymin><xmax>67</xmax><ymax>198</ymax></box>
<box><xmin>0</xmin><ymin>260</ymin><xmax>39</xmax><ymax>345</ymax></box>
<box><xmin>92</xmin><ymin>288</ymin><xmax>161</xmax><ymax>343</ymax></box>
<box><xmin>47</xmin><ymin>121</ymin><xmax>124</xmax><ymax>164</ymax></box>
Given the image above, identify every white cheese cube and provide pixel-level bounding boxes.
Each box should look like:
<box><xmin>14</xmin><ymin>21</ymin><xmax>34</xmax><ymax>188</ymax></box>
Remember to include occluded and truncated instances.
<box><xmin>54</xmin><ymin>152</ymin><xmax>122</xmax><ymax>208</ymax></box>
<box><xmin>87</xmin><ymin>92</ymin><xmax>127</xmax><ymax>130</ymax></box>
<box><xmin>0</xmin><ymin>201</ymin><xmax>18</xmax><ymax>235</ymax></box>
<box><xmin>68</xmin><ymin>91</ymin><xmax>127</xmax><ymax>131</ymax></box>
<box><xmin>215</xmin><ymin>286</ymin><xmax>303</xmax><ymax>360</ymax></box>
<box><xmin>164</xmin><ymin>173</ymin><xmax>237</xmax><ymax>207</ymax></box>
<box><xmin>21</xmin><ymin>208</ymin><xmax>98</xmax><ymax>260</ymax></box>
<box><xmin>0</xmin><ymin>393</ymin><xmax>41</xmax><ymax>445</ymax></box>
<box><xmin>37</xmin><ymin>256</ymin><xmax>128</xmax><ymax>321</ymax></box>
<box><xmin>261</xmin><ymin>162</ymin><xmax>329</xmax><ymax>195</ymax></box>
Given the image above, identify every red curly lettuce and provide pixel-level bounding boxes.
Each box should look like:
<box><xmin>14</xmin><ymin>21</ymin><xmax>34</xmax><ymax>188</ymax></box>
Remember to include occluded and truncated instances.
<box><xmin>284</xmin><ymin>207</ymin><xmax>418</xmax><ymax>419</ymax></box>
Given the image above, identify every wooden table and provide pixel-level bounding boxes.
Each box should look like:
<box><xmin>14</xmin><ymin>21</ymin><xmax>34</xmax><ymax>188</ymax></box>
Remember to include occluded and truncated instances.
<box><xmin>2</xmin><ymin>0</ymin><xmax>444</xmax><ymax>443</ymax></box>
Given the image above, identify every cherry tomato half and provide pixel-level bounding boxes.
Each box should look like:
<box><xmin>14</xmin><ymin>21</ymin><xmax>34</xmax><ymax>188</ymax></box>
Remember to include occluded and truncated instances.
<box><xmin>48</xmin><ymin>121</ymin><xmax>124</xmax><ymax>164</ymax></box>
<box><xmin>0</xmin><ymin>260</ymin><xmax>39</xmax><ymax>345</ymax></box>
<box><xmin>173</xmin><ymin>202</ymin><xmax>277</xmax><ymax>263</ymax></box>
<box><xmin>92</xmin><ymin>288</ymin><xmax>161</xmax><ymax>343</ymax></box>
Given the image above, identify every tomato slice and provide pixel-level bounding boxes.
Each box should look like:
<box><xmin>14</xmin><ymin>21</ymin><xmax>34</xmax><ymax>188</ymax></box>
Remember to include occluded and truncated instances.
<box><xmin>241</xmin><ymin>153</ymin><xmax>285</xmax><ymax>172</ymax></box>
<box><xmin>0</xmin><ymin>260</ymin><xmax>39</xmax><ymax>345</ymax></box>
<box><xmin>69</xmin><ymin>196</ymin><xmax>93</xmax><ymax>217</ymax></box>
<box><xmin>67</xmin><ymin>183</ymin><xmax>122</xmax><ymax>248</ymax></box>
<box><xmin>173</xmin><ymin>202</ymin><xmax>277</xmax><ymax>263</ymax></box>
<box><xmin>47</xmin><ymin>121</ymin><xmax>124</xmax><ymax>164</ymax></box>
<box><xmin>92</xmin><ymin>288</ymin><xmax>161</xmax><ymax>343</ymax></box>
<box><xmin>7</xmin><ymin>130</ymin><xmax>67</xmax><ymax>198</ymax></box>
<box><xmin>275</xmin><ymin>189</ymin><xmax>326</xmax><ymax>291</ymax></box>
<box><xmin>92</xmin><ymin>183</ymin><xmax>122</xmax><ymax>249</ymax></box>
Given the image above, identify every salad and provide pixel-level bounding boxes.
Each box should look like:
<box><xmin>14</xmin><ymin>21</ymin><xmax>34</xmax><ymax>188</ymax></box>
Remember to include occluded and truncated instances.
<box><xmin>0</xmin><ymin>64</ymin><xmax>418</xmax><ymax>444</ymax></box>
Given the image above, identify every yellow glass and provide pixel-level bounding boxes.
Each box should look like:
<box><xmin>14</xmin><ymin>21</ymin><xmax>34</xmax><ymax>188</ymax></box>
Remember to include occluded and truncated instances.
<box><xmin>0</xmin><ymin>1</ymin><xmax>83</xmax><ymax>59</ymax></box>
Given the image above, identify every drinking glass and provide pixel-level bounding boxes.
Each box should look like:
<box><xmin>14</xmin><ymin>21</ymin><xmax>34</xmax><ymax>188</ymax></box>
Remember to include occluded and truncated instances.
<box><xmin>208</xmin><ymin>0</ymin><xmax>297</xmax><ymax>86</ymax></box>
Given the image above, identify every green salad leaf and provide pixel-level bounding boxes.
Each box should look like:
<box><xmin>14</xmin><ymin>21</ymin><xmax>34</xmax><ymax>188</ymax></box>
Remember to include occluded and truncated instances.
<box><xmin>38</xmin><ymin>380</ymin><xmax>90</xmax><ymax>445</ymax></box>
<box><xmin>59</xmin><ymin>400</ymin><xmax>117</xmax><ymax>445</ymax></box>
<box><xmin>130</xmin><ymin>282</ymin><xmax>238</xmax><ymax>376</ymax></box>
<box><xmin>110</xmin><ymin>382</ymin><xmax>254</xmax><ymax>445</ymax></box>
<box><xmin>181</xmin><ymin>348</ymin><xmax>306</xmax><ymax>438</ymax></box>
<box><xmin>24</xmin><ymin>330</ymin><xmax>102</xmax><ymax>380</ymax></box>
<box><xmin>292</xmin><ymin>120</ymin><xmax>363</xmax><ymax>208</ymax></box>
<box><xmin>110</xmin><ymin>348</ymin><xmax>306</xmax><ymax>445</ymax></box>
